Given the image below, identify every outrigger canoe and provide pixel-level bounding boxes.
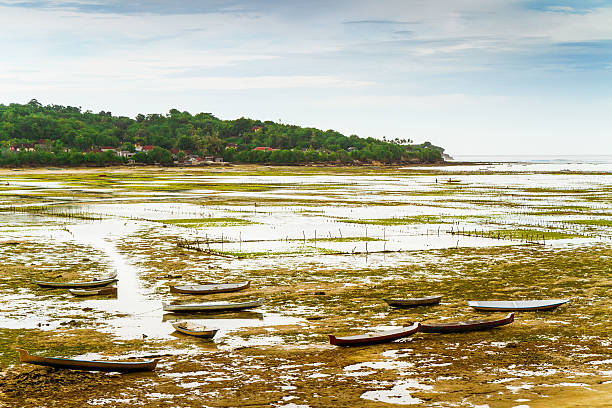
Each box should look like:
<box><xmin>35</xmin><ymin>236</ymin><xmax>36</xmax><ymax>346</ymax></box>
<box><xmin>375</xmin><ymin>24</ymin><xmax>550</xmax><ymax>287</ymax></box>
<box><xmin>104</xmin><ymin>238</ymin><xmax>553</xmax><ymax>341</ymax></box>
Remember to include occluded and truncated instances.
<box><xmin>34</xmin><ymin>274</ymin><xmax>117</xmax><ymax>288</ymax></box>
<box><xmin>169</xmin><ymin>281</ymin><xmax>250</xmax><ymax>295</ymax></box>
<box><xmin>468</xmin><ymin>299</ymin><xmax>569</xmax><ymax>311</ymax></box>
<box><xmin>329</xmin><ymin>323</ymin><xmax>420</xmax><ymax>347</ymax></box>
<box><xmin>171</xmin><ymin>322</ymin><xmax>218</xmax><ymax>338</ymax></box>
<box><xmin>17</xmin><ymin>348</ymin><xmax>158</xmax><ymax>372</ymax></box>
<box><xmin>163</xmin><ymin>298</ymin><xmax>264</xmax><ymax>313</ymax></box>
<box><xmin>384</xmin><ymin>295</ymin><xmax>442</xmax><ymax>308</ymax></box>
<box><xmin>420</xmin><ymin>312</ymin><xmax>514</xmax><ymax>333</ymax></box>
<box><xmin>69</xmin><ymin>286</ymin><xmax>117</xmax><ymax>297</ymax></box>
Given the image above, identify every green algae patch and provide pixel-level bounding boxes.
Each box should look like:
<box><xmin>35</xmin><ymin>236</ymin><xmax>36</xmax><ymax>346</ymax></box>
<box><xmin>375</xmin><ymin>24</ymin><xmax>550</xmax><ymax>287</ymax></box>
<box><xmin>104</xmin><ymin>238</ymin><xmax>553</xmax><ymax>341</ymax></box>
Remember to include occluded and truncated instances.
<box><xmin>563</xmin><ymin>219</ymin><xmax>612</xmax><ymax>228</ymax></box>
<box><xmin>487</xmin><ymin>228</ymin><xmax>584</xmax><ymax>240</ymax></box>
<box><xmin>159</xmin><ymin>217</ymin><xmax>256</xmax><ymax>227</ymax></box>
<box><xmin>122</xmin><ymin>182</ymin><xmax>283</xmax><ymax>193</ymax></box>
<box><xmin>523</xmin><ymin>187</ymin><xmax>590</xmax><ymax>194</ymax></box>
<box><xmin>307</xmin><ymin>236</ymin><xmax>383</xmax><ymax>242</ymax></box>
<box><xmin>0</xmin><ymin>205</ymin><xmax>103</xmax><ymax>220</ymax></box>
<box><xmin>0</xmin><ymin>328</ymin><xmax>146</xmax><ymax>368</ymax></box>
<box><xmin>340</xmin><ymin>215</ymin><xmax>448</xmax><ymax>225</ymax></box>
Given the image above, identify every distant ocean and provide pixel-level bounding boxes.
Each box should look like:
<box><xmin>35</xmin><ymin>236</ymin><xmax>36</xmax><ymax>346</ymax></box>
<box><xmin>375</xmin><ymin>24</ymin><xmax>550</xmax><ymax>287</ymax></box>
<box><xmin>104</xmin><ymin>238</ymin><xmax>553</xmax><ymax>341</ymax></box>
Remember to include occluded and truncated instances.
<box><xmin>451</xmin><ymin>155</ymin><xmax>612</xmax><ymax>164</ymax></box>
<box><xmin>441</xmin><ymin>155</ymin><xmax>612</xmax><ymax>172</ymax></box>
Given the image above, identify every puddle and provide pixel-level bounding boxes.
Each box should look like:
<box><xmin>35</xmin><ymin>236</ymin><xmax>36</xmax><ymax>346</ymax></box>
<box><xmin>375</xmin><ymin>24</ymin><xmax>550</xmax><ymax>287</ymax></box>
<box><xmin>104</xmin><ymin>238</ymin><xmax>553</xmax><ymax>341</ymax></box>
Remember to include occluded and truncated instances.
<box><xmin>360</xmin><ymin>379</ymin><xmax>432</xmax><ymax>405</ymax></box>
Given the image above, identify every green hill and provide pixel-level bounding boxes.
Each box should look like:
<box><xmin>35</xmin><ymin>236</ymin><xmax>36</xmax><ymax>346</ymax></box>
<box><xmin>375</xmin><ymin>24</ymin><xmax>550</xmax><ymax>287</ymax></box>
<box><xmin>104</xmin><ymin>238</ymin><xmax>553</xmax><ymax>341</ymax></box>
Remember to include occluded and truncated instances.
<box><xmin>0</xmin><ymin>99</ymin><xmax>444</xmax><ymax>166</ymax></box>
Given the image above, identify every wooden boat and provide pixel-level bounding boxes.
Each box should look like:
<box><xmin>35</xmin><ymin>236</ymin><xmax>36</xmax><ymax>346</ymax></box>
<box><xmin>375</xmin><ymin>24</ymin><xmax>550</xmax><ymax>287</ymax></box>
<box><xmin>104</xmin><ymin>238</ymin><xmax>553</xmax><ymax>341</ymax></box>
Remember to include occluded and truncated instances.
<box><xmin>447</xmin><ymin>179</ymin><xmax>461</xmax><ymax>183</ymax></box>
<box><xmin>171</xmin><ymin>322</ymin><xmax>218</xmax><ymax>338</ymax></box>
<box><xmin>329</xmin><ymin>323</ymin><xmax>420</xmax><ymax>347</ymax></box>
<box><xmin>17</xmin><ymin>348</ymin><xmax>158</xmax><ymax>372</ymax></box>
<box><xmin>162</xmin><ymin>298</ymin><xmax>264</xmax><ymax>313</ymax></box>
<box><xmin>169</xmin><ymin>281</ymin><xmax>250</xmax><ymax>295</ymax></box>
<box><xmin>34</xmin><ymin>274</ymin><xmax>117</xmax><ymax>288</ymax></box>
<box><xmin>384</xmin><ymin>295</ymin><xmax>442</xmax><ymax>308</ymax></box>
<box><xmin>69</xmin><ymin>286</ymin><xmax>117</xmax><ymax>297</ymax></box>
<box><xmin>468</xmin><ymin>299</ymin><xmax>569</xmax><ymax>311</ymax></box>
<box><xmin>419</xmin><ymin>312</ymin><xmax>514</xmax><ymax>333</ymax></box>
<box><xmin>162</xmin><ymin>311</ymin><xmax>264</xmax><ymax>321</ymax></box>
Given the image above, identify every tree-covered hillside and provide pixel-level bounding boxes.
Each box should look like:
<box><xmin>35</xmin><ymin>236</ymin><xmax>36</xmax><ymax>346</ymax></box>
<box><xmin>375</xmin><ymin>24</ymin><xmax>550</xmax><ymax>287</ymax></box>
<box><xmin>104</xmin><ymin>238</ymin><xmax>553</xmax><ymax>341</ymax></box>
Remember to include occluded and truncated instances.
<box><xmin>0</xmin><ymin>100</ymin><xmax>444</xmax><ymax>166</ymax></box>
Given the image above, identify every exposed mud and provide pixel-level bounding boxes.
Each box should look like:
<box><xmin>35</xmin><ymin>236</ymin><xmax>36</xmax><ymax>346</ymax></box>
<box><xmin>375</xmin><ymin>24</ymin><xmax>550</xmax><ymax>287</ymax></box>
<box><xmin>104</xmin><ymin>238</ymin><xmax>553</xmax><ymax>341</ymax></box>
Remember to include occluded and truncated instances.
<box><xmin>0</xmin><ymin>165</ymin><xmax>611</xmax><ymax>407</ymax></box>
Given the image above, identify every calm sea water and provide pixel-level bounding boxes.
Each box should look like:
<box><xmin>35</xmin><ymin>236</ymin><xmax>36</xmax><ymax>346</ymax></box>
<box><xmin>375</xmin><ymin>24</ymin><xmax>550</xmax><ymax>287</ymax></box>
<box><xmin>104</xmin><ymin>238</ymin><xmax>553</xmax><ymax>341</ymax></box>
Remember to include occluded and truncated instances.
<box><xmin>453</xmin><ymin>155</ymin><xmax>612</xmax><ymax>164</ymax></box>
<box><xmin>446</xmin><ymin>155</ymin><xmax>612</xmax><ymax>172</ymax></box>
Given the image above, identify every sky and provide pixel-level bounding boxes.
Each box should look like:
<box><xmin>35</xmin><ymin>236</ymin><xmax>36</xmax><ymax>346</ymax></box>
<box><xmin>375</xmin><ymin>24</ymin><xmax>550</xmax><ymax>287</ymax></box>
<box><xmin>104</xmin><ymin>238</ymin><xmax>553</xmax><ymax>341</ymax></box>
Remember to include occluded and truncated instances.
<box><xmin>1</xmin><ymin>0</ymin><xmax>611</xmax><ymax>155</ymax></box>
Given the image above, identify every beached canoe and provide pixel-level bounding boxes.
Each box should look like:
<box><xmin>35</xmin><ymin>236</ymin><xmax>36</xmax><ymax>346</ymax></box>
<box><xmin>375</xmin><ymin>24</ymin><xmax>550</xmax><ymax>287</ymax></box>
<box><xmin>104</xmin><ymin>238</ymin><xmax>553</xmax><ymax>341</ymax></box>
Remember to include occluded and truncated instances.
<box><xmin>169</xmin><ymin>281</ymin><xmax>250</xmax><ymax>295</ymax></box>
<box><xmin>419</xmin><ymin>313</ymin><xmax>514</xmax><ymax>333</ymax></box>
<box><xmin>329</xmin><ymin>323</ymin><xmax>420</xmax><ymax>347</ymax></box>
<box><xmin>384</xmin><ymin>295</ymin><xmax>442</xmax><ymax>308</ymax></box>
<box><xmin>162</xmin><ymin>298</ymin><xmax>264</xmax><ymax>313</ymax></box>
<box><xmin>17</xmin><ymin>348</ymin><xmax>158</xmax><ymax>372</ymax></box>
<box><xmin>162</xmin><ymin>310</ymin><xmax>264</xmax><ymax>321</ymax></box>
<box><xmin>171</xmin><ymin>322</ymin><xmax>218</xmax><ymax>338</ymax></box>
<box><xmin>34</xmin><ymin>274</ymin><xmax>118</xmax><ymax>288</ymax></box>
<box><xmin>468</xmin><ymin>299</ymin><xmax>569</xmax><ymax>311</ymax></box>
<box><xmin>69</xmin><ymin>286</ymin><xmax>117</xmax><ymax>297</ymax></box>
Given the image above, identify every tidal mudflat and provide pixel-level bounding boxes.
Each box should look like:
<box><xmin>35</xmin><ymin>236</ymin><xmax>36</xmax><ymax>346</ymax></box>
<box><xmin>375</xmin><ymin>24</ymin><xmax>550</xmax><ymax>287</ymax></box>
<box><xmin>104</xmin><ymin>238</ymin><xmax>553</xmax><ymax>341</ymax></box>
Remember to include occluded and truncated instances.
<box><xmin>0</xmin><ymin>163</ymin><xmax>611</xmax><ymax>407</ymax></box>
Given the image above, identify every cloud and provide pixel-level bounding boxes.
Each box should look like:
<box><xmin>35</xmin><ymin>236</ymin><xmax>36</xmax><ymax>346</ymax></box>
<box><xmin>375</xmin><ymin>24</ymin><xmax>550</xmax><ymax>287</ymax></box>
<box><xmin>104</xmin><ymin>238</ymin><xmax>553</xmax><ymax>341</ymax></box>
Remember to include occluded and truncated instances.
<box><xmin>343</xmin><ymin>19</ymin><xmax>417</xmax><ymax>25</ymax></box>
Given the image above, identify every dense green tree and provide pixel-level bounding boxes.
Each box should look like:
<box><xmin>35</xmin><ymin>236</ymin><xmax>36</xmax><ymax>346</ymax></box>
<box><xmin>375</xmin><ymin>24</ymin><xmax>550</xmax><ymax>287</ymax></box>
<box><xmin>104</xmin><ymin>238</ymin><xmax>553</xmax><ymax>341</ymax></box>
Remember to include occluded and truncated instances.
<box><xmin>0</xmin><ymin>101</ymin><xmax>445</xmax><ymax>167</ymax></box>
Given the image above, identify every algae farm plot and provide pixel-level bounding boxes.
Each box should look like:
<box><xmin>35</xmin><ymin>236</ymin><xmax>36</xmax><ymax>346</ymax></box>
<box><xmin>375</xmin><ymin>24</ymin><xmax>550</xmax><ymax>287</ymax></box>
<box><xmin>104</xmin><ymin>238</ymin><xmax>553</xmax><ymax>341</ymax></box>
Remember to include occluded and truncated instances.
<box><xmin>0</xmin><ymin>163</ymin><xmax>611</xmax><ymax>408</ymax></box>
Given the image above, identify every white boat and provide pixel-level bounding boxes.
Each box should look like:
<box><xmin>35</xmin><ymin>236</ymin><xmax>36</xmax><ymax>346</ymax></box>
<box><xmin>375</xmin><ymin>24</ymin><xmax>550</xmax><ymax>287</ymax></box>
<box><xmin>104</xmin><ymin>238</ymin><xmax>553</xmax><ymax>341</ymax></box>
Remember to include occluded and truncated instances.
<box><xmin>69</xmin><ymin>286</ymin><xmax>117</xmax><ymax>297</ymax></box>
<box><xmin>34</xmin><ymin>274</ymin><xmax>117</xmax><ymax>288</ymax></box>
<box><xmin>169</xmin><ymin>281</ymin><xmax>250</xmax><ymax>294</ymax></box>
<box><xmin>163</xmin><ymin>298</ymin><xmax>264</xmax><ymax>312</ymax></box>
<box><xmin>468</xmin><ymin>299</ymin><xmax>569</xmax><ymax>311</ymax></box>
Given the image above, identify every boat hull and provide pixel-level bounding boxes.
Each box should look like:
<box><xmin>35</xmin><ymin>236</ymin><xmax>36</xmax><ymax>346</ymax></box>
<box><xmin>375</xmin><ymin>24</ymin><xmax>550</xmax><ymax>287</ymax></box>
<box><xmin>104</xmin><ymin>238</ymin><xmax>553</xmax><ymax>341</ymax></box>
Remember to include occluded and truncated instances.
<box><xmin>384</xmin><ymin>295</ymin><xmax>442</xmax><ymax>308</ymax></box>
<box><xmin>69</xmin><ymin>286</ymin><xmax>117</xmax><ymax>297</ymax></box>
<box><xmin>420</xmin><ymin>313</ymin><xmax>514</xmax><ymax>333</ymax></box>
<box><xmin>17</xmin><ymin>349</ymin><xmax>157</xmax><ymax>372</ymax></box>
<box><xmin>169</xmin><ymin>281</ymin><xmax>250</xmax><ymax>295</ymax></box>
<box><xmin>172</xmin><ymin>322</ymin><xmax>218</xmax><ymax>338</ymax></box>
<box><xmin>34</xmin><ymin>276</ymin><xmax>117</xmax><ymax>288</ymax></box>
<box><xmin>329</xmin><ymin>323</ymin><xmax>420</xmax><ymax>347</ymax></box>
<box><xmin>468</xmin><ymin>299</ymin><xmax>569</xmax><ymax>311</ymax></box>
<box><xmin>163</xmin><ymin>298</ymin><xmax>264</xmax><ymax>313</ymax></box>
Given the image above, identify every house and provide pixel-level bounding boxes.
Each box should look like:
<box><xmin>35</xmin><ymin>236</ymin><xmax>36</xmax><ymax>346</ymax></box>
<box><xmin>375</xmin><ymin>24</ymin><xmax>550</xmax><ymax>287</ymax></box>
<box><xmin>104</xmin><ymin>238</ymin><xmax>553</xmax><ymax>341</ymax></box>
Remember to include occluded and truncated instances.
<box><xmin>35</xmin><ymin>139</ymin><xmax>52</xmax><ymax>151</ymax></box>
<box><xmin>141</xmin><ymin>145</ymin><xmax>155</xmax><ymax>152</ymax></box>
<box><xmin>253</xmin><ymin>146</ymin><xmax>277</xmax><ymax>152</ymax></box>
<box><xmin>252</xmin><ymin>126</ymin><xmax>263</xmax><ymax>132</ymax></box>
<box><xmin>99</xmin><ymin>146</ymin><xmax>117</xmax><ymax>152</ymax></box>
<box><xmin>117</xmin><ymin>150</ymin><xmax>135</xmax><ymax>158</ymax></box>
<box><xmin>184</xmin><ymin>155</ymin><xmax>205</xmax><ymax>165</ymax></box>
<box><xmin>203</xmin><ymin>156</ymin><xmax>224</xmax><ymax>163</ymax></box>
<box><xmin>12</xmin><ymin>143</ymin><xmax>36</xmax><ymax>152</ymax></box>
<box><xmin>226</xmin><ymin>143</ymin><xmax>238</xmax><ymax>149</ymax></box>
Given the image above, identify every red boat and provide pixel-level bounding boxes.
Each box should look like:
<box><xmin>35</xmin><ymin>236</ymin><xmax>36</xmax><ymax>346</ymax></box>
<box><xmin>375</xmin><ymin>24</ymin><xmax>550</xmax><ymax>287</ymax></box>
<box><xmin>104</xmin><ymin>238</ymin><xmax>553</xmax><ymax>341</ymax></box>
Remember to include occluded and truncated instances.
<box><xmin>420</xmin><ymin>312</ymin><xmax>514</xmax><ymax>333</ymax></box>
<box><xmin>329</xmin><ymin>323</ymin><xmax>420</xmax><ymax>347</ymax></box>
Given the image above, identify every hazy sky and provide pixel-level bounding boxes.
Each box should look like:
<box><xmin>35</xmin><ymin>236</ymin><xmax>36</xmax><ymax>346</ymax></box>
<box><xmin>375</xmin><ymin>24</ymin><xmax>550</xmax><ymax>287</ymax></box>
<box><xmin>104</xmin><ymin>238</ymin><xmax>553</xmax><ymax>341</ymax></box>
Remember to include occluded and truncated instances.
<box><xmin>1</xmin><ymin>0</ymin><xmax>611</xmax><ymax>155</ymax></box>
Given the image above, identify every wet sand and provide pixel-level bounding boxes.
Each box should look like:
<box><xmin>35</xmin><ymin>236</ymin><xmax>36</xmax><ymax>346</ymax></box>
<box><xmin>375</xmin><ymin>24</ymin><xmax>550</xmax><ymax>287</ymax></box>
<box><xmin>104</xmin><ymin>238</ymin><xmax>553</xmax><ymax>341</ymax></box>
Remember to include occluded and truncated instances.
<box><xmin>0</xmin><ymin>164</ymin><xmax>611</xmax><ymax>407</ymax></box>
